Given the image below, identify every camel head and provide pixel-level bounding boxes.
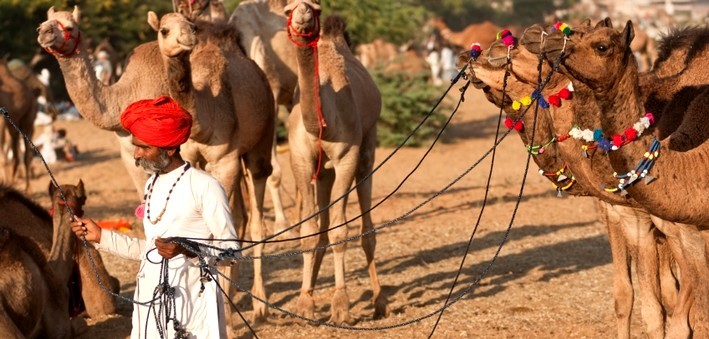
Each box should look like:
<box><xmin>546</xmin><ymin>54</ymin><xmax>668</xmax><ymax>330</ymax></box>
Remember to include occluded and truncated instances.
<box><xmin>48</xmin><ymin>179</ymin><xmax>86</xmax><ymax>220</ymax></box>
<box><xmin>148</xmin><ymin>11</ymin><xmax>197</xmax><ymax>58</ymax></box>
<box><xmin>284</xmin><ymin>0</ymin><xmax>321</xmax><ymax>44</ymax></box>
<box><xmin>526</xmin><ymin>18</ymin><xmax>636</xmax><ymax>91</ymax></box>
<box><xmin>174</xmin><ymin>0</ymin><xmax>211</xmax><ymax>21</ymax></box>
<box><xmin>37</xmin><ymin>6</ymin><xmax>82</xmax><ymax>57</ymax></box>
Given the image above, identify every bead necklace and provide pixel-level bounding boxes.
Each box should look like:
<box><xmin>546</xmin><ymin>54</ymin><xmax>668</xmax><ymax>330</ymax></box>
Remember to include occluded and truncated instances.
<box><xmin>565</xmin><ymin>113</ymin><xmax>654</xmax><ymax>153</ymax></box>
<box><xmin>600</xmin><ymin>138</ymin><xmax>661</xmax><ymax>196</ymax></box>
<box><xmin>143</xmin><ymin>162</ymin><xmax>191</xmax><ymax>224</ymax></box>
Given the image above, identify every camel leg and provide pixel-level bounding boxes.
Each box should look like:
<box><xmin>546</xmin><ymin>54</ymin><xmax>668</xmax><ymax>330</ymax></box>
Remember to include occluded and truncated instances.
<box><xmin>615</xmin><ymin>205</ymin><xmax>664</xmax><ymax>339</ymax></box>
<box><xmin>292</xmin><ymin>154</ymin><xmax>325</xmax><ymax>321</ymax></box>
<box><xmin>598</xmin><ymin>201</ymin><xmax>633</xmax><ymax>339</ymax></box>
<box><xmin>243</xmin><ymin>149</ymin><xmax>272</xmax><ymax>323</ymax></box>
<box><xmin>657</xmin><ymin>233</ymin><xmax>679</xmax><ymax>317</ymax></box>
<box><xmin>677</xmin><ymin>225</ymin><xmax>709</xmax><ymax>338</ymax></box>
<box><xmin>266</xmin><ymin>134</ymin><xmax>297</xmax><ymax>240</ymax></box>
<box><xmin>355</xmin><ymin>131</ymin><xmax>388</xmax><ymax>319</ymax></box>
<box><xmin>652</xmin><ymin>217</ymin><xmax>692</xmax><ymax>339</ymax></box>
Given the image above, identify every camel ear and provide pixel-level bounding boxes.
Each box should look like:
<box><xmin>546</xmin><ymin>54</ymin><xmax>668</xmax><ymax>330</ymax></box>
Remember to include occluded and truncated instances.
<box><xmin>147</xmin><ymin>11</ymin><xmax>159</xmax><ymax>32</ymax></box>
<box><xmin>47</xmin><ymin>6</ymin><xmax>55</xmax><ymax>17</ymax></box>
<box><xmin>72</xmin><ymin>5</ymin><xmax>80</xmax><ymax>23</ymax></box>
<box><xmin>77</xmin><ymin>179</ymin><xmax>85</xmax><ymax>197</ymax></box>
<box><xmin>580</xmin><ymin>18</ymin><xmax>592</xmax><ymax>27</ymax></box>
<box><xmin>621</xmin><ymin>20</ymin><xmax>635</xmax><ymax>50</ymax></box>
<box><xmin>48</xmin><ymin>181</ymin><xmax>56</xmax><ymax>198</ymax></box>
<box><xmin>595</xmin><ymin>17</ymin><xmax>613</xmax><ymax>28</ymax></box>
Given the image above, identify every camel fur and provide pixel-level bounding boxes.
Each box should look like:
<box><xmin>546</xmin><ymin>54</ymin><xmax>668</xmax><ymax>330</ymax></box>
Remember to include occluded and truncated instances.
<box><xmin>284</xmin><ymin>1</ymin><xmax>389</xmax><ymax>324</ymax></box>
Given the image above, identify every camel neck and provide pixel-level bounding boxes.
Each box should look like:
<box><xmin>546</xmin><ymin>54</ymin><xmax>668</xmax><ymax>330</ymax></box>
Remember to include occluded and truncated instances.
<box><xmin>295</xmin><ymin>44</ymin><xmax>324</xmax><ymax>134</ymax></box>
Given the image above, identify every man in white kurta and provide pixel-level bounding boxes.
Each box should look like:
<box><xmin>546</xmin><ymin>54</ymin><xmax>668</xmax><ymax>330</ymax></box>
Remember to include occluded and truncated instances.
<box><xmin>72</xmin><ymin>96</ymin><xmax>239</xmax><ymax>338</ymax></box>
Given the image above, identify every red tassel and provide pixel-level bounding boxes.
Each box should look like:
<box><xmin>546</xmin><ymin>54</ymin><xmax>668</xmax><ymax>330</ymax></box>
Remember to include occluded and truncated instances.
<box><xmin>514</xmin><ymin>121</ymin><xmax>524</xmax><ymax>132</ymax></box>
<box><xmin>624</xmin><ymin>127</ymin><xmax>638</xmax><ymax>141</ymax></box>
<box><xmin>558</xmin><ymin>88</ymin><xmax>571</xmax><ymax>99</ymax></box>
<box><xmin>548</xmin><ymin>94</ymin><xmax>561</xmax><ymax>107</ymax></box>
<box><xmin>612</xmin><ymin>134</ymin><xmax>624</xmax><ymax>147</ymax></box>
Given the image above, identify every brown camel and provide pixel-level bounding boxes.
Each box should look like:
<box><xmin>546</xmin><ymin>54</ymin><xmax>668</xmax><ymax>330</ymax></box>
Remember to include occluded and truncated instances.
<box><xmin>285</xmin><ymin>1</ymin><xmax>388</xmax><ymax>324</ymax></box>
<box><xmin>148</xmin><ymin>11</ymin><xmax>276</xmax><ymax>325</ymax></box>
<box><xmin>0</xmin><ymin>182</ymin><xmax>103</xmax><ymax>337</ymax></box>
<box><xmin>0</xmin><ymin>60</ymin><xmax>36</xmax><ymax>193</ymax></box>
<box><xmin>427</xmin><ymin>17</ymin><xmax>503</xmax><ymax>50</ymax></box>
<box><xmin>467</xmin><ymin>29</ymin><xmax>685</xmax><ymax>338</ymax></box>
<box><xmin>526</xmin><ymin>19</ymin><xmax>709</xmax><ymax>338</ymax></box>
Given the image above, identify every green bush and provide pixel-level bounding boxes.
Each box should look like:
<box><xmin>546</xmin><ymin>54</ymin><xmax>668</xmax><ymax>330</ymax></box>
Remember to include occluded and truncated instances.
<box><xmin>373</xmin><ymin>68</ymin><xmax>452</xmax><ymax>147</ymax></box>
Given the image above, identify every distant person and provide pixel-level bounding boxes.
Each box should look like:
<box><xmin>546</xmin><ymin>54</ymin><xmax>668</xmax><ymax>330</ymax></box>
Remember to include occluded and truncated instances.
<box><xmin>440</xmin><ymin>42</ymin><xmax>456</xmax><ymax>82</ymax></box>
<box><xmin>93</xmin><ymin>50</ymin><xmax>113</xmax><ymax>85</ymax></box>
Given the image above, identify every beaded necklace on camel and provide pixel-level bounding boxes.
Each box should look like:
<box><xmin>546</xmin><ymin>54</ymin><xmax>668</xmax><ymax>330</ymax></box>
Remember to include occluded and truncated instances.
<box><xmin>135</xmin><ymin>162</ymin><xmax>191</xmax><ymax>224</ymax></box>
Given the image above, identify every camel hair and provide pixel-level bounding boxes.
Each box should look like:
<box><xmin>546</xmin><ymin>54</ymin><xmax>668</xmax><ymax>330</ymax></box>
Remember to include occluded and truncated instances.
<box><xmin>523</xmin><ymin>19</ymin><xmax>709</xmax><ymax>338</ymax></box>
<box><xmin>0</xmin><ymin>59</ymin><xmax>36</xmax><ymax>193</ymax></box>
<box><xmin>463</xmin><ymin>33</ymin><xmax>677</xmax><ymax>339</ymax></box>
<box><xmin>148</xmin><ymin>11</ymin><xmax>276</xmax><ymax>326</ymax></box>
<box><xmin>427</xmin><ymin>17</ymin><xmax>504</xmax><ymax>51</ymax></box>
<box><xmin>0</xmin><ymin>181</ymin><xmax>114</xmax><ymax>337</ymax></box>
<box><xmin>284</xmin><ymin>1</ymin><xmax>389</xmax><ymax>324</ymax></box>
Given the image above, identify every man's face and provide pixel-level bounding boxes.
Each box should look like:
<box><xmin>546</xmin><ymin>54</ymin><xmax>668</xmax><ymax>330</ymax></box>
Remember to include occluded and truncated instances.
<box><xmin>132</xmin><ymin>136</ymin><xmax>171</xmax><ymax>173</ymax></box>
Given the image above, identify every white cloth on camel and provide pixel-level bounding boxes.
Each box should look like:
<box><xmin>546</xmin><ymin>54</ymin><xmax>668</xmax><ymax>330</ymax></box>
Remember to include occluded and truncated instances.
<box><xmin>97</xmin><ymin>164</ymin><xmax>239</xmax><ymax>339</ymax></box>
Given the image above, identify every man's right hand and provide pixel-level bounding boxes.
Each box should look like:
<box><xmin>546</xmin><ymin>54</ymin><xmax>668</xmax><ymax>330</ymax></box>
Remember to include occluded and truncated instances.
<box><xmin>71</xmin><ymin>216</ymin><xmax>102</xmax><ymax>243</ymax></box>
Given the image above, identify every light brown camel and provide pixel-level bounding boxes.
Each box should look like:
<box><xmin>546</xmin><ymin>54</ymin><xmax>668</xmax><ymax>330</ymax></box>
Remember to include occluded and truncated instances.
<box><xmin>284</xmin><ymin>1</ymin><xmax>389</xmax><ymax>324</ymax></box>
<box><xmin>178</xmin><ymin>0</ymin><xmax>298</xmax><ymax>236</ymax></box>
<box><xmin>464</xmin><ymin>35</ymin><xmax>677</xmax><ymax>339</ymax></box>
<box><xmin>0</xmin><ymin>60</ymin><xmax>36</xmax><ymax>193</ymax></box>
<box><xmin>630</xmin><ymin>26</ymin><xmax>657</xmax><ymax>72</ymax></box>
<box><xmin>356</xmin><ymin>38</ymin><xmax>399</xmax><ymax>69</ymax></box>
<box><xmin>527</xmin><ymin>19</ymin><xmax>709</xmax><ymax>338</ymax></box>
<box><xmin>148</xmin><ymin>11</ymin><xmax>276</xmax><ymax>325</ymax></box>
<box><xmin>0</xmin><ymin>182</ymin><xmax>98</xmax><ymax>338</ymax></box>
<box><xmin>427</xmin><ymin>17</ymin><xmax>503</xmax><ymax>50</ymax></box>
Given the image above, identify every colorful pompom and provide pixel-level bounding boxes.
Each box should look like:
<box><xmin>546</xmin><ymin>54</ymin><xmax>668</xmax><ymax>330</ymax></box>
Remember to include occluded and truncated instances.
<box><xmin>624</xmin><ymin>127</ymin><xmax>638</xmax><ymax>141</ymax></box>
<box><xmin>504</xmin><ymin>117</ymin><xmax>514</xmax><ymax>129</ymax></box>
<box><xmin>512</xmin><ymin>101</ymin><xmax>522</xmax><ymax>110</ymax></box>
<box><xmin>469</xmin><ymin>42</ymin><xmax>482</xmax><ymax>60</ymax></box>
<box><xmin>548</xmin><ymin>94</ymin><xmax>561</xmax><ymax>107</ymax></box>
<box><xmin>645</xmin><ymin>112</ymin><xmax>655</xmax><ymax>125</ymax></box>
<box><xmin>538</xmin><ymin>97</ymin><xmax>550</xmax><ymax>109</ymax></box>
<box><xmin>553</xmin><ymin>21</ymin><xmax>572</xmax><ymax>36</ymax></box>
<box><xmin>520</xmin><ymin>96</ymin><xmax>532</xmax><ymax>106</ymax></box>
<box><xmin>497</xmin><ymin>29</ymin><xmax>514</xmax><ymax>47</ymax></box>
<box><xmin>593</xmin><ymin>128</ymin><xmax>604</xmax><ymax>141</ymax></box>
<box><xmin>612</xmin><ymin>134</ymin><xmax>624</xmax><ymax>147</ymax></box>
<box><xmin>558</xmin><ymin>88</ymin><xmax>572</xmax><ymax>99</ymax></box>
<box><xmin>504</xmin><ymin>117</ymin><xmax>523</xmax><ymax>131</ymax></box>
<box><xmin>597</xmin><ymin>138</ymin><xmax>612</xmax><ymax>152</ymax></box>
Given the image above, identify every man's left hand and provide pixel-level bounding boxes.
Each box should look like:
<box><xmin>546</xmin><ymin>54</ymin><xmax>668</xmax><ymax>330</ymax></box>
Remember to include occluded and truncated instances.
<box><xmin>155</xmin><ymin>237</ymin><xmax>197</xmax><ymax>259</ymax></box>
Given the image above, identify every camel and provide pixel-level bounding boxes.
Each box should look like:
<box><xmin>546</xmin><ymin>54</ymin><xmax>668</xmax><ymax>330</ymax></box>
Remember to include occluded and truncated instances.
<box><xmin>464</xmin><ymin>29</ymin><xmax>683</xmax><ymax>338</ymax></box>
<box><xmin>630</xmin><ymin>26</ymin><xmax>657</xmax><ymax>72</ymax></box>
<box><xmin>524</xmin><ymin>19</ymin><xmax>709</xmax><ymax>338</ymax></box>
<box><xmin>427</xmin><ymin>17</ymin><xmax>503</xmax><ymax>51</ymax></box>
<box><xmin>356</xmin><ymin>38</ymin><xmax>399</xmax><ymax>69</ymax></box>
<box><xmin>284</xmin><ymin>1</ymin><xmax>388</xmax><ymax>324</ymax></box>
<box><xmin>148</xmin><ymin>11</ymin><xmax>276</xmax><ymax>325</ymax></box>
<box><xmin>0</xmin><ymin>59</ymin><xmax>37</xmax><ymax>193</ymax></box>
<box><xmin>0</xmin><ymin>182</ymin><xmax>101</xmax><ymax>337</ymax></box>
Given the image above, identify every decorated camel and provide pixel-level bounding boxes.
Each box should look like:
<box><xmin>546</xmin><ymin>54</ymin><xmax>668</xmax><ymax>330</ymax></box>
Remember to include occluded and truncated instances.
<box><xmin>463</xmin><ymin>33</ymin><xmax>677</xmax><ymax>339</ymax></box>
<box><xmin>427</xmin><ymin>17</ymin><xmax>503</xmax><ymax>50</ymax></box>
<box><xmin>147</xmin><ymin>11</ymin><xmax>276</xmax><ymax>324</ymax></box>
<box><xmin>284</xmin><ymin>1</ymin><xmax>389</xmax><ymax>324</ymax></box>
<box><xmin>0</xmin><ymin>59</ymin><xmax>36</xmax><ymax>192</ymax></box>
<box><xmin>524</xmin><ymin>19</ymin><xmax>709</xmax><ymax>337</ymax></box>
<box><xmin>0</xmin><ymin>181</ymin><xmax>111</xmax><ymax>337</ymax></box>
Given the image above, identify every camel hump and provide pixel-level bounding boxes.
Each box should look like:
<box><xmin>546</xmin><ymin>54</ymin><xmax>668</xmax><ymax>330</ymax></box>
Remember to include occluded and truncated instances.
<box><xmin>322</xmin><ymin>15</ymin><xmax>347</xmax><ymax>38</ymax></box>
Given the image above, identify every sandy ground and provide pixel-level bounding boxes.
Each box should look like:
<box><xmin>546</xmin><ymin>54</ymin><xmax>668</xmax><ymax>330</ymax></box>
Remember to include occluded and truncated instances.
<box><xmin>22</xmin><ymin>84</ymin><xmax>649</xmax><ymax>338</ymax></box>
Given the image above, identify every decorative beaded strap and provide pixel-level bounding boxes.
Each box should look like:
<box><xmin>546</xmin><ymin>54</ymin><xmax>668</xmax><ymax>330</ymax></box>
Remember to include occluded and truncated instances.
<box><xmin>568</xmin><ymin>113</ymin><xmax>654</xmax><ymax>153</ymax></box>
<box><xmin>601</xmin><ymin>138</ymin><xmax>661</xmax><ymax>195</ymax></box>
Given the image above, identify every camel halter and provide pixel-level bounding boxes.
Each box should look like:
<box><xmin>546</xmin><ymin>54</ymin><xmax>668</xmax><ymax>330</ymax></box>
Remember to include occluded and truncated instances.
<box><xmin>44</xmin><ymin>19</ymin><xmax>81</xmax><ymax>58</ymax></box>
<box><xmin>49</xmin><ymin>200</ymin><xmax>84</xmax><ymax>218</ymax></box>
<box><xmin>286</xmin><ymin>3</ymin><xmax>326</xmax><ymax>184</ymax></box>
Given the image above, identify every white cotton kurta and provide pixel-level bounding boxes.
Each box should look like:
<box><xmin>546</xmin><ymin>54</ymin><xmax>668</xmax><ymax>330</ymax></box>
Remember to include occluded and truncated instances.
<box><xmin>97</xmin><ymin>164</ymin><xmax>238</xmax><ymax>339</ymax></box>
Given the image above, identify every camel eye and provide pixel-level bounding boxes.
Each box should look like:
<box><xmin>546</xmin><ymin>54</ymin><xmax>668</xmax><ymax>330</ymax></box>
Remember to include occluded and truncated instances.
<box><xmin>160</xmin><ymin>27</ymin><xmax>169</xmax><ymax>36</ymax></box>
<box><xmin>595</xmin><ymin>44</ymin><xmax>609</xmax><ymax>53</ymax></box>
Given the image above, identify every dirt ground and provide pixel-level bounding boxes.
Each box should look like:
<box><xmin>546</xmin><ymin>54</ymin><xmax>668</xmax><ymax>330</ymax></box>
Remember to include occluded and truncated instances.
<box><xmin>24</xmin><ymin>84</ymin><xmax>649</xmax><ymax>338</ymax></box>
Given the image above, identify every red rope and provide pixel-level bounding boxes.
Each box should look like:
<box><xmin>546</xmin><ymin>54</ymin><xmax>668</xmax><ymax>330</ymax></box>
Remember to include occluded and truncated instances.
<box><xmin>286</xmin><ymin>6</ymin><xmax>326</xmax><ymax>184</ymax></box>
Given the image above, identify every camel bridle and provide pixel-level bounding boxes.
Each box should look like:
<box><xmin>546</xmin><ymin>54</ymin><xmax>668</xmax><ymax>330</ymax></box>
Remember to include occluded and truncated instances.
<box><xmin>43</xmin><ymin>19</ymin><xmax>81</xmax><ymax>58</ymax></box>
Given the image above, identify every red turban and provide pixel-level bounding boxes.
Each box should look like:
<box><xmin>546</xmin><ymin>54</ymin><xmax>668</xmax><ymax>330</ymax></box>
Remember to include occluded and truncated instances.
<box><xmin>120</xmin><ymin>96</ymin><xmax>192</xmax><ymax>148</ymax></box>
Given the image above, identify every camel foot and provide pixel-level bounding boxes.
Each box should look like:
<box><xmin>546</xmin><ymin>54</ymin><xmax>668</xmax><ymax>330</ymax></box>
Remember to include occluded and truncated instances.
<box><xmin>71</xmin><ymin>316</ymin><xmax>88</xmax><ymax>336</ymax></box>
<box><xmin>295</xmin><ymin>293</ymin><xmax>317</xmax><ymax>324</ymax></box>
<box><xmin>329</xmin><ymin>288</ymin><xmax>354</xmax><ymax>325</ymax></box>
<box><xmin>373</xmin><ymin>294</ymin><xmax>390</xmax><ymax>319</ymax></box>
<box><xmin>250</xmin><ymin>286</ymin><xmax>269</xmax><ymax>323</ymax></box>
